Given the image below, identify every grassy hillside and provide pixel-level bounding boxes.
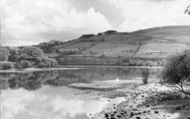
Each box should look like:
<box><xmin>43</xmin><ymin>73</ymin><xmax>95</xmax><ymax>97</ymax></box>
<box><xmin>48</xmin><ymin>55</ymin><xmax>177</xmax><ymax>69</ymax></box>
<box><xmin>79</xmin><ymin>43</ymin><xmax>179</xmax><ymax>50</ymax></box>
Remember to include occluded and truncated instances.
<box><xmin>38</xmin><ymin>26</ymin><xmax>190</xmax><ymax>58</ymax></box>
<box><xmin>36</xmin><ymin>26</ymin><xmax>190</xmax><ymax>66</ymax></box>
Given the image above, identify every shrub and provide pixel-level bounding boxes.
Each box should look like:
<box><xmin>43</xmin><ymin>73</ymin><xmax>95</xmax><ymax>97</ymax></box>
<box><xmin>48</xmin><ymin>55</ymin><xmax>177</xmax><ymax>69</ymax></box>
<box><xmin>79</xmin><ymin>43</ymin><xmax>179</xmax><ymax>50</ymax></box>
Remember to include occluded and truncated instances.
<box><xmin>20</xmin><ymin>46</ymin><xmax>45</xmax><ymax>57</ymax></box>
<box><xmin>161</xmin><ymin>50</ymin><xmax>190</xmax><ymax>95</ymax></box>
<box><xmin>0</xmin><ymin>47</ymin><xmax>10</xmax><ymax>61</ymax></box>
<box><xmin>104</xmin><ymin>30</ymin><xmax>117</xmax><ymax>35</ymax></box>
<box><xmin>19</xmin><ymin>60</ymin><xmax>32</xmax><ymax>69</ymax></box>
<box><xmin>38</xmin><ymin>62</ymin><xmax>47</xmax><ymax>68</ymax></box>
<box><xmin>15</xmin><ymin>46</ymin><xmax>57</xmax><ymax>68</ymax></box>
<box><xmin>0</xmin><ymin>62</ymin><xmax>14</xmax><ymax>70</ymax></box>
<box><xmin>79</xmin><ymin>34</ymin><xmax>94</xmax><ymax>39</ymax></box>
<box><xmin>141</xmin><ymin>68</ymin><xmax>150</xmax><ymax>84</ymax></box>
<box><xmin>41</xmin><ymin>58</ymin><xmax>57</xmax><ymax>68</ymax></box>
<box><xmin>9</xmin><ymin>48</ymin><xmax>18</xmax><ymax>62</ymax></box>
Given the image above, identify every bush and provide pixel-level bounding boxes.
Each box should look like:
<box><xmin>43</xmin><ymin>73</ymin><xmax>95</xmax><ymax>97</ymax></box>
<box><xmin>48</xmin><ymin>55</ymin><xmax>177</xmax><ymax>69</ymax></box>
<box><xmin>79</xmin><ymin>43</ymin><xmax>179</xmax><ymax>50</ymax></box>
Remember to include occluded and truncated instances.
<box><xmin>39</xmin><ymin>58</ymin><xmax>57</xmax><ymax>68</ymax></box>
<box><xmin>9</xmin><ymin>48</ymin><xmax>19</xmax><ymax>62</ymax></box>
<box><xmin>0</xmin><ymin>47</ymin><xmax>10</xmax><ymax>61</ymax></box>
<box><xmin>161</xmin><ymin>50</ymin><xmax>190</xmax><ymax>95</ymax></box>
<box><xmin>0</xmin><ymin>62</ymin><xmax>14</xmax><ymax>70</ymax></box>
<box><xmin>19</xmin><ymin>60</ymin><xmax>32</xmax><ymax>69</ymax></box>
<box><xmin>15</xmin><ymin>46</ymin><xmax>58</xmax><ymax>68</ymax></box>
<box><xmin>20</xmin><ymin>46</ymin><xmax>44</xmax><ymax>57</ymax></box>
<box><xmin>141</xmin><ymin>68</ymin><xmax>150</xmax><ymax>84</ymax></box>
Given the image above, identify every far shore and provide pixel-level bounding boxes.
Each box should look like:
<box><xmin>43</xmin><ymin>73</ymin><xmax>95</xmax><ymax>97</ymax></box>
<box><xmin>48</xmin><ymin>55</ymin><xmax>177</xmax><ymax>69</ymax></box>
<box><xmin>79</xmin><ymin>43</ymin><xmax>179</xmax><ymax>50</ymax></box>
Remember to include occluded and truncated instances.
<box><xmin>0</xmin><ymin>65</ymin><xmax>162</xmax><ymax>73</ymax></box>
<box><xmin>0</xmin><ymin>67</ymin><xmax>81</xmax><ymax>74</ymax></box>
<box><xmin>59</xmin><ymin>65</ymin><xmax>162</xmax><ymax>69</ymax></box>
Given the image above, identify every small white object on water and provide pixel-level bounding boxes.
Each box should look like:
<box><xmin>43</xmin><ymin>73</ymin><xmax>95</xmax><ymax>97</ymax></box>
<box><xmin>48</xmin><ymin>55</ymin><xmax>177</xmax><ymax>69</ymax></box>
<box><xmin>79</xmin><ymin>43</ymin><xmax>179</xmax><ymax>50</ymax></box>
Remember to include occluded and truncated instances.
<box><xmin>115</xmin><ymin>77</ymin><xmax>120</xmax><ymax>82</ymax></box>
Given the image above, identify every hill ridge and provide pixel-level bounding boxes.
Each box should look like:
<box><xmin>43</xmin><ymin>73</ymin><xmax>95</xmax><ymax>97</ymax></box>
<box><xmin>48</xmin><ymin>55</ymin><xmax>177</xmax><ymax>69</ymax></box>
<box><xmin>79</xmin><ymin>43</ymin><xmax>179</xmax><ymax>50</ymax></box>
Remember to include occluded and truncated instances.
<box><xmin>37</xmin><ymin>25</ymin><xmax>190</xmax><ymax>58</ymax></box>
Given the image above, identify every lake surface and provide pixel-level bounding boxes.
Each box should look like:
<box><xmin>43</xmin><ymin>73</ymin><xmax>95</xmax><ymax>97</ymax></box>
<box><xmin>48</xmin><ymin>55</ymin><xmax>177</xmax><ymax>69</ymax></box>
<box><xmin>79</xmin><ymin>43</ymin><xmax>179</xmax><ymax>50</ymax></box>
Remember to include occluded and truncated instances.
<box><xmin>0</xmin><ymin>67</ymin><xmax>160</xmax><ymax>119</ymax></box>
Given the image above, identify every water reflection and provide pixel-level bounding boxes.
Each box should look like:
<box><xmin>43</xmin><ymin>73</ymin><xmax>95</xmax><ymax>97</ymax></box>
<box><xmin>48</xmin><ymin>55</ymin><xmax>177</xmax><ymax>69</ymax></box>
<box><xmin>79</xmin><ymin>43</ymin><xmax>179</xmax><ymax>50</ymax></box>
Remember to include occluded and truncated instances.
<box><xmin>0</xmin><ymin>67</ymin><xmax>160</xmax><ymax>119</ymax></box>
<box><xmin>0</xmin><ymin>86</ymin><xmax>108</xmax><ymax>119</ymax></box>
<box><xmin>0</xmin><ymin>67</ymin><xmax>160</xmax><ymax>91</ymax></box>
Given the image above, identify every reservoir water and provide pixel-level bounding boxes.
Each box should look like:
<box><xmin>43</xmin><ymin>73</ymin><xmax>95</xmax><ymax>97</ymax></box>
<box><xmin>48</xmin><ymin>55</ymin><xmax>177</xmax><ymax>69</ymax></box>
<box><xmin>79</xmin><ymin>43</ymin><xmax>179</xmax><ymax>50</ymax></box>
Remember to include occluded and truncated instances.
<box><xmin>0</xmin><ymin>66</ymin><xmax>160</xmax><ymax>119</ymax></box>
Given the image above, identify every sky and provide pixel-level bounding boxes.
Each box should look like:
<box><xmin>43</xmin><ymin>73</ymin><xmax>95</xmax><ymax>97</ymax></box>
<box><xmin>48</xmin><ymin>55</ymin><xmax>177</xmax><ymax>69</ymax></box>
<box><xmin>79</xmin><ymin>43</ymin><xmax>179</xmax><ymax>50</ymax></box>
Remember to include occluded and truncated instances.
<box><xmin>0</xmin><ymin>0</ymin><xmax>190</xmax><ymax>46</ymax></box>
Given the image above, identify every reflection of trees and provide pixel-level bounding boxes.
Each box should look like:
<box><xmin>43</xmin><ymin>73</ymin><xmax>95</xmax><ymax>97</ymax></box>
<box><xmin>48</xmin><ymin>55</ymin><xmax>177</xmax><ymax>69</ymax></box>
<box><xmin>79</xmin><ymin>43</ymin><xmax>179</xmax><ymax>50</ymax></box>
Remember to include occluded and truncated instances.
<box><xmin>0</xmin><ymin>79</ymin><xmax>9</xmax><ymax>90</ymax></box>
<box><xmin>44</xmin><ymin>70</ymin><xmax>91</xmax><ymax>87</ymax></box>
<box><xmin>7</xmin><ymin>70</ymin><xmax>92</xmax><ymax>90</ymax></box>
<box><xmin>8</xmin><ymin>71</ymin><xmax>60</xmax><ymax>90</ymax></box>
<box><xmin>9</xmin><ymin>73</ymin><xmax>48</xmax><ymax>90</ymax></box>
<box><xmin>0</xmin><ymin>73</ymin><xmax>16</xmax><ymax>90</ymax></box>
<box><xmin>3</xmin><ymin>67</ymin><xmax>160</xmax><ymax>91</ymax></box>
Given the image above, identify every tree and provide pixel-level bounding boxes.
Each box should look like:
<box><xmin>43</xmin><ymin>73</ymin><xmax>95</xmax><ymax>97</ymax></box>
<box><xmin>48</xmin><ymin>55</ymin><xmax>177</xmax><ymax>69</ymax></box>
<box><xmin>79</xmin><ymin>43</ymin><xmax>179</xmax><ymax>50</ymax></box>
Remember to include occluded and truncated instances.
<box><xmin>185</xmin><ymin>5</ymin><xmax>190</xmax><ymax>15</ymax></box>
<box><xmin>19</xmin><ymin>60</ymin><xmax>32</xmax><ymax>69</ymax></box>
<box><xmin>161</xmin><ymin>50</ymin><xmax>190</xmax><ymax>95</ymax></box>
<box><xmin>141</xmin><ymin>68</ymin><xmax>150</xmax><ymax>84</ymax></box>
<box><xmin>0</xmin><ymin>47</ymin><xmax>10</xmax><ymax>61</ymax></box>
<box><xmin>9</xmin><ymin>48</ymin><xmax>19</xmax><ymax>62</ymax></box>
<box><xmin>16</xmin><ymin>46</ymin><xmax>57</xmax><ymax>68</ymax></box>
<box><xmin>20</xmin><ymin>46</ymin><xmax>45</xmax><ymax>57</ymax></box>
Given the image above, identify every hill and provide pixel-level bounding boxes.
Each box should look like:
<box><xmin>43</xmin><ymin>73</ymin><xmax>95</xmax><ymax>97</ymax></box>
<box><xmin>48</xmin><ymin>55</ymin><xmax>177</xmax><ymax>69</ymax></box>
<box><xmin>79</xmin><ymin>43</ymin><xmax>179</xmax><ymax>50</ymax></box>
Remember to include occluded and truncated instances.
<box><xmin>36</xmin><ymin>26</ymin><xmax>190</xmax><ymax>66</ymax></box>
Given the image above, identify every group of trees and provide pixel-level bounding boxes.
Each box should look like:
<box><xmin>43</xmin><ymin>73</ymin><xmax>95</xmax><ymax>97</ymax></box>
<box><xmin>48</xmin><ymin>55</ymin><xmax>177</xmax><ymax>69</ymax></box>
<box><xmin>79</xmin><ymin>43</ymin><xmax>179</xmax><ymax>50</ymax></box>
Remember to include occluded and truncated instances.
<box><xmin>14</xmin><ymin>46</ymin><xmax>58</xmax><ymax>69</ymax></box>
<box><xmin>0</xmin><ymin>46</ymin><xmax>57</xmax><ymax>69</ymax></box>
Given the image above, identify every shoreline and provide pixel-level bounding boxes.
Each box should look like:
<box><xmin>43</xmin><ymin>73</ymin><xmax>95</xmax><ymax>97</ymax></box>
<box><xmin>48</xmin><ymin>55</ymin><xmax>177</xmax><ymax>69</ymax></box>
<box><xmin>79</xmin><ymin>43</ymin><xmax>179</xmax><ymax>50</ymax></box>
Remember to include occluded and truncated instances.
<box><xmin>0</xmin><ymin>65</ymin><xmax>162</xmax><ymax>73</ymax></box>
<box><xmin>61</xmin><ymin>65</ymin><xmax>162</xmax><ymax>69</ymax></box>
<box><xmin>0</xmin><ymin>67</ymin><xmax>82</xmax><ymax>73</ymax></box>
<box><xmin>93</xmin><ymin>82</ymin><xmax>190</xmax><ymax>119</ymax></box>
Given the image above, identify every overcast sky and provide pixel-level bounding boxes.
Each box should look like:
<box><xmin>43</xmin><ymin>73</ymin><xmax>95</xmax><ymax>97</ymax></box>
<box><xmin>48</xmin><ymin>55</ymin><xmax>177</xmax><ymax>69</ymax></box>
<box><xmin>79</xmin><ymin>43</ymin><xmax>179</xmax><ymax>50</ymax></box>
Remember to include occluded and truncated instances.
<box><xmin>0</xmin><ymin>0</ymin><xmax>190</xmax><ymax>46</ymax></box>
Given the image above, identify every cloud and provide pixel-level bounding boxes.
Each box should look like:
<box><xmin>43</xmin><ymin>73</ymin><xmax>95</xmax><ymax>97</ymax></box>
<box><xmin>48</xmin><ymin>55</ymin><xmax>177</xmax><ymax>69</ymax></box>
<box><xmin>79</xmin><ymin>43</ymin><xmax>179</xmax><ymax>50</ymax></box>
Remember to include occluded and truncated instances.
<box><xmin>0</xmin><ymin>86</ymin><xmax>108</xmax><ymax>119</ymax></box>
<box><xmin>67</xmin><ymin>0</ymin><xmax>125</xmax><ymax>27</ymax></box>
<box><xmin>0</xmin><ymin>0</ymin><xmax>190</xmax><ymax>46</ymax></box>
<box><xmin>0</xmin><ymin>0</ymin><xmax>112</xmax><ymax>46</ymax></box>
<box><xmin>110</xmin><ymin>0</ymin><xmax>190</xmax><ymax>31</ymax></box>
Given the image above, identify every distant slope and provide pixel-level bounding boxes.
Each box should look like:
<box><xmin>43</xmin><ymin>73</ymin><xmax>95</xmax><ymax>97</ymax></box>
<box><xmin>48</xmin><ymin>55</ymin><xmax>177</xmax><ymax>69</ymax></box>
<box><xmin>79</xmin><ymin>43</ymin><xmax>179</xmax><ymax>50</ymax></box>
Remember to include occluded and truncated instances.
<box><xmin>38</xmin><ymin>26</ymin><xmax>190</xmax><ymax>58</ymax></box>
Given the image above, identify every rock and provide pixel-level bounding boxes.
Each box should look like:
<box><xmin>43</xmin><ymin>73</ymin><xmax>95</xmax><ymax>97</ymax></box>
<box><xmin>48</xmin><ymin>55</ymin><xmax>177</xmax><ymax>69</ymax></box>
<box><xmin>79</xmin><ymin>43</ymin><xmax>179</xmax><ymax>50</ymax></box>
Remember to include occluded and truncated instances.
<box><xmin>116</xmin><ymin>115</ymin><xmax>122</xmax><ymax>118</ymax></box>
<box><xmin>143</xmin><ymin>111</ymin><xmax>147</xmax><ymax>113</ymax></box>
<box><xmin>135</xmin><ymin>112</ymin><xmax>142</xmax><ymax>115</ymax></box>
<box><xmin>136</xmin><ymin>116</ymin><xmax>141</xmax><ymax>119</ymax></box>
<box><xmin>110</xmin><ymin>116</ymin><xmax>116</xmax><ymax>119</ymax></box>
<box><xmin>105</xmin><ymin>113</ymin><xmax>109</xmax><ymax>118</ymax></box>
<box><xmin>155</xmin><ymin>110</ymin><xmax>159</xmax><ymax>114</ymax></box>
<box><xmin>175</xmin><ymin>106</ymin><xmax>182</xmax><ymax>110</ymax></box>
<box><xmin>130</xmin><ymin>112</ymin><xmax>134</xmax><ymax>117</ymax></box>
<box><xmin>146</xmin><ymin>105</ymin><xmax>150</xmax><ymax>107</ymax></box>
